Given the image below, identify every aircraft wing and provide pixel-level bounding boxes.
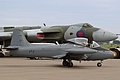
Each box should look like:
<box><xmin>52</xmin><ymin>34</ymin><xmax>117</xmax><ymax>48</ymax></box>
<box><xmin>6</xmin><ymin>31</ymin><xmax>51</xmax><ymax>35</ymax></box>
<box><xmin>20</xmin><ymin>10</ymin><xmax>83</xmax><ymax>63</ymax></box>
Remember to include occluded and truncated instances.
<box><xmin>52</xmin><ymin>48</ymin><xmax>97</xmax><ymax>59</ymax></box>
<box><xmin>52</xmin><ymin>54</ymin><xmax>66</xmax><ymax>59</ymax></box>
<box><xmin>66</xmin><ymin>48</ymin><xmax>97</xmax><ymax>54</ymax></box>
<box><xmin>40</xmin><ymin>28</ymin><xmax>61</xmax><ymax>33</ymax></box>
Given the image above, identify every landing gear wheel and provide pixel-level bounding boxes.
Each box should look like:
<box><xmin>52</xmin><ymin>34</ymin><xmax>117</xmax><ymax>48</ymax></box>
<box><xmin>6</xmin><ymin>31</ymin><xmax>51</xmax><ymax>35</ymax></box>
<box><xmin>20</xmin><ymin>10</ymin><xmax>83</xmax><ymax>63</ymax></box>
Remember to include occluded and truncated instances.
<box><xmin>110</xmin><ymin>48</ymin><xmax>120</xmax><ymax>59</ymax></box>
<box><xmin>34</xmin><ymin>57</ymin><xmax>40</xmax><ymax>60</ymax></box>
<box><xmin>0</xmin><ymin>49</ymin><xmax>4</xmax><ymax>57</ymax></box>
<box><xmin>62</xmin><ymin>61</ymin><xmax>69</xmax><ymax>66</ymax></box>
<box><xmin>29</xmin><ymin>57</ymin><xmax>34</xmax><ymax>60</ymax></box>
<box><xmin>68</xmin><ymin>62</ymin><xmax>73</xmax><ymax>67</ymax></box>
<box><xmin>62</xmin><ymin>59</ymin><xmax>73</xmax><ymax>67</ymax></box>
<box><xmin>97</xmin><ymin>62</ymin><xmax>102</xmax><ymax>67</ymax></box>
<box><xmin>0</xmin><ymin>53</ymin><xmax>4</xmax><ymax>57</ymax></box>
<box><xmin>113</xmin><ymin>50</ymin><xmax>119</xmax><ymax>59</ymax></box>
<box><xmin>29</xmin><ymin>57</ymin><xmax>36</xmax><ymax>60</ymax></box>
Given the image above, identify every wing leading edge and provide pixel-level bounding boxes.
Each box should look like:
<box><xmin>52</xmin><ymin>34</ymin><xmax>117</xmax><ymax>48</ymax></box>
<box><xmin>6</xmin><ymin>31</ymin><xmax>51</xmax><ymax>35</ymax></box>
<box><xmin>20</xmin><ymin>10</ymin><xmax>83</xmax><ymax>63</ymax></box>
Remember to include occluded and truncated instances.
<box><xmin>66</xmin><ymin>48</ymin><xmax>97</xmax><ymax>54</ymax></box>
<box><xmin>52</xmin><ymin>48</ymin><xmax>97</xmax><ymax>59</ymax></box>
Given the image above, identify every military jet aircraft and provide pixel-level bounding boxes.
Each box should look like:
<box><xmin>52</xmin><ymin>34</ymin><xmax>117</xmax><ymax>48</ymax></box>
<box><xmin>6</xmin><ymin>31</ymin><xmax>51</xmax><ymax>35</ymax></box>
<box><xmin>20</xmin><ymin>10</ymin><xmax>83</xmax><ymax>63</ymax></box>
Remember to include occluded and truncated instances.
<box><xmin>39</xmin><ymin>23</ymin><xmax>118</xmax><ymax>44</ymax></box>
<box><xmin>0</xmin><ymin>23</ymin><xmax>118</xmax><ymax>46</ymax></box>
<box><xmin>5</xmin><ymin>28</ymin><xmax>114</xmax><ymax>67</ymax></box>
<box><xmin>0</xmin><ymin>23</ymin><xmax>117</xmax><ymax>57</ymax></box>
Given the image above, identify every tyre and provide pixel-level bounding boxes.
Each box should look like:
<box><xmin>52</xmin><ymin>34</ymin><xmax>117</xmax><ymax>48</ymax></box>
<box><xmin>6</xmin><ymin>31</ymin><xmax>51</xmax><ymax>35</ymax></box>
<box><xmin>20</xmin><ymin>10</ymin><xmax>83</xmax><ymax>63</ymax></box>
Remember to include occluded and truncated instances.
<box><xmin>67</xmin><ymin>62</ymin><xmax>73</xmax><ymax>67</ymax></box>
<box><xmin>0</xmin><ymin>53</ymin><xmax>4</xmax><ymax>57</ymax></box>
<box><xmin>97</xmin><ymin>62</ymin><xmax>102</xmax><ymax>67</ymax></box>
<box><xmin>62</xmin><ymin>61</ymin><xmax>69</xmax><ymax>66</ymax></box>
<box><xmin>29</xmin><ymin>57</ymin><xmax>35</xmax><ymax>60</ymax></box>
<box><xmin>110</xmin><ymin>48</ymin><xmax>120</xmax><ymax>59</ymax></box>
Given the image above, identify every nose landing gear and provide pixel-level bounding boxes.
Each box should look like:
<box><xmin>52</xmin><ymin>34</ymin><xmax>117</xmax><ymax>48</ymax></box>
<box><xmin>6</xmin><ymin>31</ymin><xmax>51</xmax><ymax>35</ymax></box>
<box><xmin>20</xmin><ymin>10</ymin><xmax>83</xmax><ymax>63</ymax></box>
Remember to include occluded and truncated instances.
<box><xmin>97</xmin><ymin>60</ymin><xmax>103</xmax><ymax>67</ymax></box>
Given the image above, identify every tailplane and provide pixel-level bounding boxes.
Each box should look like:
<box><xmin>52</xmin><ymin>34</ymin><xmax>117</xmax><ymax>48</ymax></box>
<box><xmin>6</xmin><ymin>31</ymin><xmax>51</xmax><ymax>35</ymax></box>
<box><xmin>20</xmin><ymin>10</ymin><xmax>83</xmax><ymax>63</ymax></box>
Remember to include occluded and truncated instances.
<box><xmin>10</xmin><ymin>28</ymin><xmax>30</xmax><ymax>46</ymax></box>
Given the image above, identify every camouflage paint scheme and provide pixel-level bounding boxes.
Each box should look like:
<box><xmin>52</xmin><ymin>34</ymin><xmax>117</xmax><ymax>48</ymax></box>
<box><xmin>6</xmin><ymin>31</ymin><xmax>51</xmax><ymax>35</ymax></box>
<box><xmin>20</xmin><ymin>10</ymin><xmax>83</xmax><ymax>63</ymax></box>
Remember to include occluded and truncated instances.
<box><xmin>0</xmin><ymin>23</ymin><xmax>118</xmax><ymax>46</ymax></box>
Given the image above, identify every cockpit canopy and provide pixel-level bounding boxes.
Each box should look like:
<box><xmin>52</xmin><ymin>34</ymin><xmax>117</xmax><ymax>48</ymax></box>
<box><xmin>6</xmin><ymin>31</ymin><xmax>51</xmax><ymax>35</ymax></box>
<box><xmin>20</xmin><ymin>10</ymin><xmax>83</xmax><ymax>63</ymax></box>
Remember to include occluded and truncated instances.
<box><xmin>71</xmin><ymin>23</ymin><xmax>93</xmax><ymax>28</ymax></box>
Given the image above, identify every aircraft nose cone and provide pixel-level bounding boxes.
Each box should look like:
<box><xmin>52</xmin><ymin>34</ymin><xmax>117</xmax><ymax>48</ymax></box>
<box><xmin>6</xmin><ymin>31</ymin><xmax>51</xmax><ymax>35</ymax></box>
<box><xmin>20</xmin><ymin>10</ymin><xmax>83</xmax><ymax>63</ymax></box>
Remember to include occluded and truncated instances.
<box><xmin>93</xmin><ymin>29</ymin><xmax>118</xmax><ymax>42</ymax></box>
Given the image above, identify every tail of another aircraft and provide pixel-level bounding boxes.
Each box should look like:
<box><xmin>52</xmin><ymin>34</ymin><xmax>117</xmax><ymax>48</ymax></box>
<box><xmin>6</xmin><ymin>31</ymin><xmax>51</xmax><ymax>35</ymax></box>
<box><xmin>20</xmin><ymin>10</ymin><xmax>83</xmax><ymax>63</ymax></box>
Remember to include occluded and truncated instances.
<box><xmin>10</xmin><ymin>28</ymin><xmax>30</xmax><ymax>46</ymax></box>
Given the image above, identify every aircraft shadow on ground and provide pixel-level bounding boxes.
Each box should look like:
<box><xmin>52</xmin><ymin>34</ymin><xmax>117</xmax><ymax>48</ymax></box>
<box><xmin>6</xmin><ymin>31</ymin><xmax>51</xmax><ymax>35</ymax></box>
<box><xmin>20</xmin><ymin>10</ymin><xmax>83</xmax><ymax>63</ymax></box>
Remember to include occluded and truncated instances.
<box><xmin>0</xmin><ymin>64</ymin><xmax>114</xmax><ymax>69</ymax></box>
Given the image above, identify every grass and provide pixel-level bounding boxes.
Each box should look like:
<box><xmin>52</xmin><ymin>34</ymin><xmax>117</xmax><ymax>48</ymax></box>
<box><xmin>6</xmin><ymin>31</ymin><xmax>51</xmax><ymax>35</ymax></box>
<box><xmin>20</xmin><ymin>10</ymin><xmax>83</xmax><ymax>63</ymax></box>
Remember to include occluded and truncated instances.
<box><xmin>101</xmin><ymin>44</ymin><xmax>120</xmax><ymax>49</ymax></box>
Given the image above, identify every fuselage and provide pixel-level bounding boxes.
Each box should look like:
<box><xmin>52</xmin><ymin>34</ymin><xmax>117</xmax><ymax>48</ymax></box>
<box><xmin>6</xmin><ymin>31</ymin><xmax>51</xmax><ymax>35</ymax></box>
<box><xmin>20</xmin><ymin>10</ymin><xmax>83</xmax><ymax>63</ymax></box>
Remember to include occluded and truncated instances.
<box><xmin>9</xmin><ymin>43</ymin><xmax>114</xmax><ymax>61</ymax></box>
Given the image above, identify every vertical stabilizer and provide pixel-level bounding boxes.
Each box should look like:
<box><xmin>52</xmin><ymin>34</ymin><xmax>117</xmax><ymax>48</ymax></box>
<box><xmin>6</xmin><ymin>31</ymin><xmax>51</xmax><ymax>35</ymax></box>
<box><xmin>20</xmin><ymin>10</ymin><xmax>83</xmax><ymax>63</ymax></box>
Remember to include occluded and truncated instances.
<box><xmin>10</xmin><ymin>28</ymin><xmax>30</xmax><ymax>46</ymax></box>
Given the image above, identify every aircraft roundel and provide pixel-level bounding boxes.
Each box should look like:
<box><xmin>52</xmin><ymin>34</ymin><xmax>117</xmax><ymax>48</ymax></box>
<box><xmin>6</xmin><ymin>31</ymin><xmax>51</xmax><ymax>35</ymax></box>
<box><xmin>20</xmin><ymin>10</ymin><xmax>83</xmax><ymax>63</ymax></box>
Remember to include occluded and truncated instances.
<box><xmin>76</xmin><ymin>30</ymin><xmax>85</xmax><ymax>37</ymax></box>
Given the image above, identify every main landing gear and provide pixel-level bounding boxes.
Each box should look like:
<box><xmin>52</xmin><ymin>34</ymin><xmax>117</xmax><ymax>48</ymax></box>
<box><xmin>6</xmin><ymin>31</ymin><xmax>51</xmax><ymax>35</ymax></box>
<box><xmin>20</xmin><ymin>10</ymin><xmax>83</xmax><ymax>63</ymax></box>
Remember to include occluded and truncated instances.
<box><xmin>62</xmin><ymin>59</ymin><xmax>103</xmax><ymax>67</ymax></box>
<box><xmin>62</xmin><ymin>59</ymin><xmax>73</xmax><ymax>67</ymax></box>
<box><xmin>0</xmin><ymin>49</ymin><xmax>4</xmax><ymax>57</ymax></box>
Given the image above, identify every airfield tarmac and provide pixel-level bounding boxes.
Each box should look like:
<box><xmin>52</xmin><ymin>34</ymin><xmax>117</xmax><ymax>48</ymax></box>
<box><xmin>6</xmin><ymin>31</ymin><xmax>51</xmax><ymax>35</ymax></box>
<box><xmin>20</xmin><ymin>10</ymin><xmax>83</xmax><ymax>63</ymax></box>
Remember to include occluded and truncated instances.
<box><xmin>0</xmin><ymin>58</ymin><xmax>120</xmax><ymax>80</ymax></box>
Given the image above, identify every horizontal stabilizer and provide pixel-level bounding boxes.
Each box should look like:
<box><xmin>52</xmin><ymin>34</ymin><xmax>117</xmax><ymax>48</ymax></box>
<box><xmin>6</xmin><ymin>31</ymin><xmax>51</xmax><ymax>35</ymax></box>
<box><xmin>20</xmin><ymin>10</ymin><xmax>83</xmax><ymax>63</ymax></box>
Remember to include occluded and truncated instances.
<box><xmin>4</xmin><ymin>46</ymin><xmax>19</xmax><ymax>50</ymax></box>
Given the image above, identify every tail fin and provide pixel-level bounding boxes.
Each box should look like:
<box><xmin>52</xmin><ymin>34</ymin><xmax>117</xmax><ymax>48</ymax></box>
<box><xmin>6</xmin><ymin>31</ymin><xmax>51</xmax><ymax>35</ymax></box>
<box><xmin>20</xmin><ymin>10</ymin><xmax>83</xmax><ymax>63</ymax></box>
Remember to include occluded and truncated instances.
<box><xmin>10</xmin><ymin>28</ymin><xmax>30</xmax><ymax>46</ymax></box>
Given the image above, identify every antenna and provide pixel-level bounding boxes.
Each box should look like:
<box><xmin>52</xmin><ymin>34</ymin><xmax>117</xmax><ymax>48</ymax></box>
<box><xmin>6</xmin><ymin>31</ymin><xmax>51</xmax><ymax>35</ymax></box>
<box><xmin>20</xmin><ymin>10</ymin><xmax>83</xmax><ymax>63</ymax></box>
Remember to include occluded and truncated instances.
<box><xmin>55</xmin><ymin>41</ymin><xmax>60</xmax><ymax>45</ymax></box>
<box><xmin>43</xmin><ymin>23</ymin><xmax>46</xmax><ymax>26</ymax></box>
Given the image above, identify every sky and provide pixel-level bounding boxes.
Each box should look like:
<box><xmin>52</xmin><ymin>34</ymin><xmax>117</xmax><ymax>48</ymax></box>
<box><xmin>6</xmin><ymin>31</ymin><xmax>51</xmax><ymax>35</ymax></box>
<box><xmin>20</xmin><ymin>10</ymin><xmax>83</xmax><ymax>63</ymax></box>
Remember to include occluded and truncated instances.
<box><xmin>0</xmin><ymin>0</ymin><xmax>120</xmax><ymax>34</ymax></box>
